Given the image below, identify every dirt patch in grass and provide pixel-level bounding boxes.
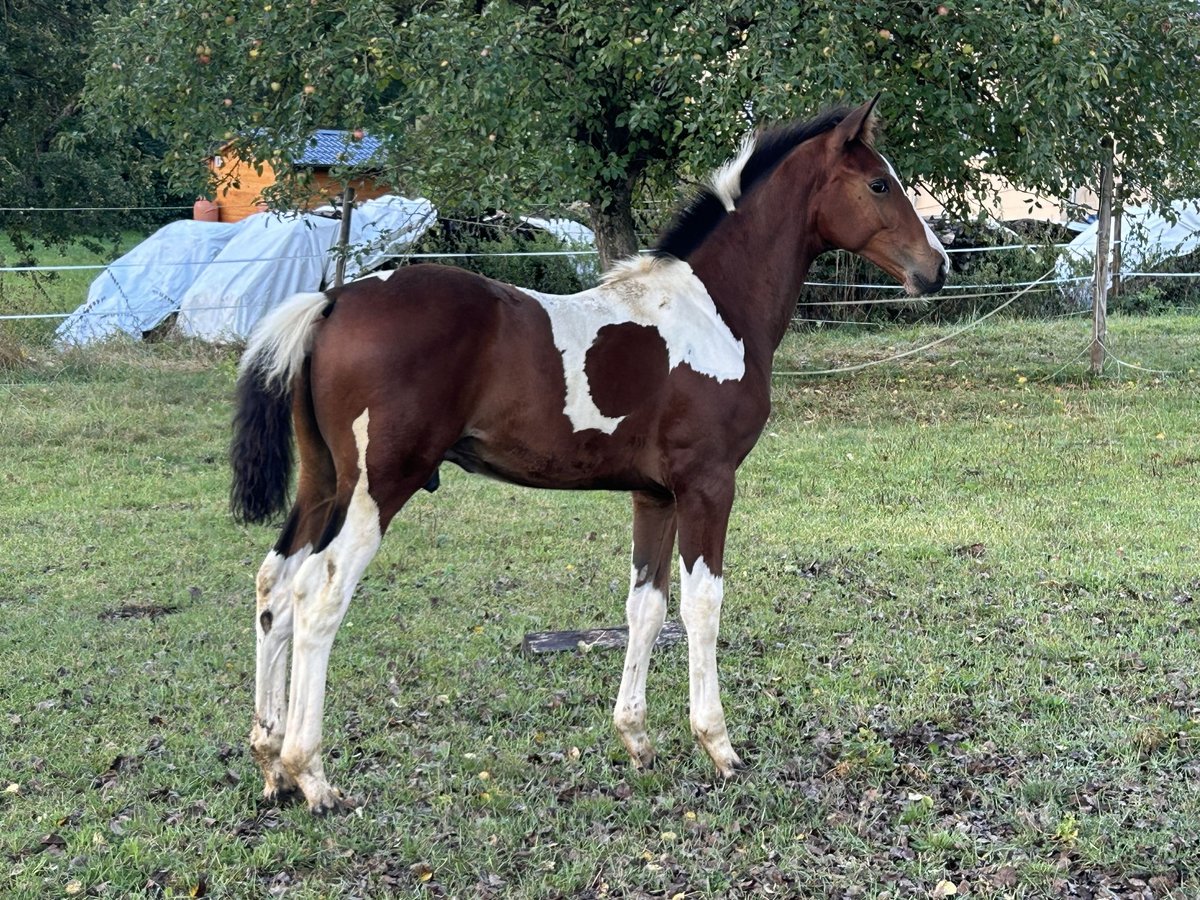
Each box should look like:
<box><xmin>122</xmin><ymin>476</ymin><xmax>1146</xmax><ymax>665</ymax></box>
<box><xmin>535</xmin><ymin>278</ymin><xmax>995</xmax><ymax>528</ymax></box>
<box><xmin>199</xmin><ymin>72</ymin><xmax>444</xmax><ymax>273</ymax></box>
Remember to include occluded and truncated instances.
<box><xmin>98</xmin><ymin>603</ymin><xmax>178</xmax><ymax>621</ymax></box>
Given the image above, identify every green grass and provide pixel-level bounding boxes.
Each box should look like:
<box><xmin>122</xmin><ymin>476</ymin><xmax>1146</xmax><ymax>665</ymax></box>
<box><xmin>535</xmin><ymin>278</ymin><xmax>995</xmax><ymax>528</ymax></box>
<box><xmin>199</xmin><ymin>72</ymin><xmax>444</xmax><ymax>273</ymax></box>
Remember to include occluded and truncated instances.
<box><xmin>0</xmin><ymin>232</ymin><xmax>149</xmax><ymax>346</ymax></box>
<box><xmin>2</xmin><ymin>316</ymin><xmax>1199</xmax><ymax>898</ymax></box>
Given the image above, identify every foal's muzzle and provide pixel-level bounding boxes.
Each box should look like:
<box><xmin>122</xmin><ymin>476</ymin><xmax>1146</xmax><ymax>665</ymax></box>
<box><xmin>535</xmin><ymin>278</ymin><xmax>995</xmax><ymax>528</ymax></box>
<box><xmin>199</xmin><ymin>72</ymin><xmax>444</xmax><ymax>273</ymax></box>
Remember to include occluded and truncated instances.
<box><xmin>911</xmin><ymin>259</ymin><xmax>947</xmax><ymax>296</ymax></box>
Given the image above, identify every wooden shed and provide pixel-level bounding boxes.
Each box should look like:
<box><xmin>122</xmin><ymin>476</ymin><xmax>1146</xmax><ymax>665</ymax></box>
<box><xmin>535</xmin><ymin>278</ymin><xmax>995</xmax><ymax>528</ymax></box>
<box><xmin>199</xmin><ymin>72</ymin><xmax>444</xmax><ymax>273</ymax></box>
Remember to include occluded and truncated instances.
<box><xmin>206</xmin><ymin>130</ymin><xmax>391</xmax><ymax>223</ymax></box>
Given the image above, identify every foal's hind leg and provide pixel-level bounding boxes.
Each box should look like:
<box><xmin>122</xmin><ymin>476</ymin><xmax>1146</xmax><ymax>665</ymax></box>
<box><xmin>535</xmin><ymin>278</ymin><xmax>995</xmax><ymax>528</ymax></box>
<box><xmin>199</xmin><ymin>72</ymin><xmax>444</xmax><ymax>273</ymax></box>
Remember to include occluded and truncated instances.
<box><xmin>278</xmin><ymin>410</ymin><xmax>383</xmax><ymax>813</ymax></box>
<box><xmin>251</xmin><ymin>382</ymin><xmax>337</xmax><ymax>803</ymax></box>
<box><xmin>279</xmin><ymin>409</ymin><xmax>434</xmax><ymax>814</ymax></box>
<box><xmin>251</xmin><ymin>545</ymin><xmax>310</xmax><ymax>802</ymax></box>
<box><xmin>614</xmin><ymin>491</ymin><xmax>676</xmax><ymax>770</ymax></box>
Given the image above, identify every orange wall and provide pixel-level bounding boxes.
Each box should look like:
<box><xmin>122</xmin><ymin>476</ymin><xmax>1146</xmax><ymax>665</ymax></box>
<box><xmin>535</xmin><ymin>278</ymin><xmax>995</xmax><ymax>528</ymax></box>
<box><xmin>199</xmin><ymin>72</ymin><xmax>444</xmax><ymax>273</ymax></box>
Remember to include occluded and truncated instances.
<box><xmin>208</xmin><ymin>149</ymin><xmax>389</xmax><ymax>223</ymax></box>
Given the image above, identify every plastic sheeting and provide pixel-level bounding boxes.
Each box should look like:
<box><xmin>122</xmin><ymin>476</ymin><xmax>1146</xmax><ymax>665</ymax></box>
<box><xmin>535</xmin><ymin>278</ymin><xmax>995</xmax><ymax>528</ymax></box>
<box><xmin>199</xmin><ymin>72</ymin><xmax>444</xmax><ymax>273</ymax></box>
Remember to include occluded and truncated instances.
<box><xmin>55</xmin><ymin>219</ymin><xmax>242</xmax><ymax>345</ymax></box>
<box><xmin>56</xmin><ymin>195</ymin><xmax>436</xmax><ymax>345</ymax></box>
<box><xmin>176</xmin><ymin>212</ymin><xmax>340</xmax><ymax>341</ymax></box>
<box><xmin>1057</xmin><ymin>200</ymin><xmax>1200</xmax><ymax>304</ymax></box>
<box><xmin>343</xmin><ymin>195</ymin><xmax>437</xmax><ymax>281</ymax></box>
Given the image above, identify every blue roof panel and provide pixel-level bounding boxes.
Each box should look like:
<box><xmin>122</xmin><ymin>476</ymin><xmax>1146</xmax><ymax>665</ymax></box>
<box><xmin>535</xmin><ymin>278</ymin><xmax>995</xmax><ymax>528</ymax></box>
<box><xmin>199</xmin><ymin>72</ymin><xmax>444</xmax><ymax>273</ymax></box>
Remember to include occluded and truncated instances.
<box><xmin>292</xmin><ymin>129</ymin><xmax>385</xmax><ymax>168</ymax></box>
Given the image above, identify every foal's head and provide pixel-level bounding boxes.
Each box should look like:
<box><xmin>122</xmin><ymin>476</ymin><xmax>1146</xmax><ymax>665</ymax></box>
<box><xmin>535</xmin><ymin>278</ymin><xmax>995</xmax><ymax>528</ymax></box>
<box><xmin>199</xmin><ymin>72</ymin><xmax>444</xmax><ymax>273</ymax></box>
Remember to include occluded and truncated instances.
<box><xmin>812</xmin><ymin>98</ymin><xmax>948</xmax><ymax>296</ymax></box>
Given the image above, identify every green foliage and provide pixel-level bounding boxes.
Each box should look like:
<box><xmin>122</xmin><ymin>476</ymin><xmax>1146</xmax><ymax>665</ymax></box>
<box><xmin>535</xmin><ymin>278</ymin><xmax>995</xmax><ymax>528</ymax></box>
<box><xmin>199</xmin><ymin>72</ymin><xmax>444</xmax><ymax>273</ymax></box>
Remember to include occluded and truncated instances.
<box><xmin>81</xmin><ymin>0</ymin><xmax>1200</xmax><ymax>272</ymax></box>
<box><xmin>0</xmin><ymin>0</ymin><xmax>180</xmax><ymax>255</ymax></box>
<box><xmin>1113</xmin><ymin>246</ymin><xmax>1200</xmax><ymax>315</ymax></box>
<box><xmin>83</xmin><ymin>0</ymin><xmax>404</xmax><ymax>200</ymax></box>
<box><xmin>410</xmin><ymin>221</ymin><xmax>596</xmax><ymax>294</ymax></box>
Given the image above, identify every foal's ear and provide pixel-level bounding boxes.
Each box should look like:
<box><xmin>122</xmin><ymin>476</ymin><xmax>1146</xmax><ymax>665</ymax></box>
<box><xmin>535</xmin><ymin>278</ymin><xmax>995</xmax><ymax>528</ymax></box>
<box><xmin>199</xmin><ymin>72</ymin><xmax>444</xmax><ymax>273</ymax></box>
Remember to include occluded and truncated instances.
<box><xmin>832</xmin><ymin>94</ymin><xmax>881</xmax><ymax>148</ymax></box>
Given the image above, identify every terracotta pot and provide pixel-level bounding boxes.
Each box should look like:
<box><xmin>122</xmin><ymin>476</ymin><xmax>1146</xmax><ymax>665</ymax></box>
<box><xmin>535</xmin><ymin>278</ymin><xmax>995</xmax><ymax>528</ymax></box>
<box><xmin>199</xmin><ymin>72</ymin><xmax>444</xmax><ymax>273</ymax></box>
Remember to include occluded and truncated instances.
<box><xmin>193</xmin><ymin>198</ymin><xmax>220</xmax><ymax>222</ymax></box>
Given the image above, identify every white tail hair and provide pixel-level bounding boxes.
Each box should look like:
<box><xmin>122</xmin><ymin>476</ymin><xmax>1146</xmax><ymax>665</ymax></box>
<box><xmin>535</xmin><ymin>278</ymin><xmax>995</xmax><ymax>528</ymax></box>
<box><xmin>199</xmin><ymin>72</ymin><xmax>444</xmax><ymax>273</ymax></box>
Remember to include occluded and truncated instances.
<box><xmin>239</xmin><ymin>291</ymin><xmax>331</xmax><ymax>392</ymax></box>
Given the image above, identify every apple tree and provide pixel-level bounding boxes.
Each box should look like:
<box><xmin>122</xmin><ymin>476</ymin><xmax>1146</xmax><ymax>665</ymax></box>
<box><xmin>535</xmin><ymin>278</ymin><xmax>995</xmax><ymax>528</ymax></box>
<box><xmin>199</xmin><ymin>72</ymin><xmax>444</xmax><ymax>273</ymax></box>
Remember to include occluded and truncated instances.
<box><xmin>82</xmin><ymin>0</ymin><xmax>1200</xmax><ymax>267</ymax></box>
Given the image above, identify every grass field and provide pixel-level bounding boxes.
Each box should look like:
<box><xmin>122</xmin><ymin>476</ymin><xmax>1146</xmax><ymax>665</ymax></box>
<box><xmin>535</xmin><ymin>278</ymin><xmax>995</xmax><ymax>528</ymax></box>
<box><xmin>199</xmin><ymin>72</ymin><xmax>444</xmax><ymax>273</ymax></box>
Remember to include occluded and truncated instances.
<box><xmin>2</xmin><ymin>315</ymin><xmax>1198</xmax><ymax>899</ymax></box>
<box><xmin>0</xmin><ymin>232</ymin><xmax>149</xmax><ymax>346</ymax></box>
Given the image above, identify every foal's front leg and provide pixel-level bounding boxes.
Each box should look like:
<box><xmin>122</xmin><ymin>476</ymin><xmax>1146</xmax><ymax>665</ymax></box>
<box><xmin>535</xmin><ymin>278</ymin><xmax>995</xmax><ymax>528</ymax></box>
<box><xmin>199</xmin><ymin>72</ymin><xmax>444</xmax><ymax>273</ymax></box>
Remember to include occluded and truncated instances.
<box><xmin>676</xmin><ymin>479</ymin><xmax>745</xmax><ymax>778</ymax></box>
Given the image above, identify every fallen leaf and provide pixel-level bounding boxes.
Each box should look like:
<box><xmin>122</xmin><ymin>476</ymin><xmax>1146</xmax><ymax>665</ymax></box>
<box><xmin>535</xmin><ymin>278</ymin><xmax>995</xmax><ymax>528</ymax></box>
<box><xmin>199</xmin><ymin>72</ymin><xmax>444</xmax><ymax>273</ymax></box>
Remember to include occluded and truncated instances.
<box><xmin>992</xmin><ymin>866</ymin><xmax>1018</xmax><ymax>888</ymax></box>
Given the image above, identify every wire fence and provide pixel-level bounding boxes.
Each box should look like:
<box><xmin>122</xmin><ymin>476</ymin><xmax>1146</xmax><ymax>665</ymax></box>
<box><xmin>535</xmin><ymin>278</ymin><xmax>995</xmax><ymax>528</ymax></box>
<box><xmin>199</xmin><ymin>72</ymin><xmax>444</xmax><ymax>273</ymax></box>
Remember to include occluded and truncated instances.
<box><xmin>4</xmin><ymin>213</ymin><xmax>1200</xmax><ymax>363</ymax></box>
<box><xmin>0</xmin><ymin>240</ymin><xmax>1129</xmax><ymax>310</ymax></box>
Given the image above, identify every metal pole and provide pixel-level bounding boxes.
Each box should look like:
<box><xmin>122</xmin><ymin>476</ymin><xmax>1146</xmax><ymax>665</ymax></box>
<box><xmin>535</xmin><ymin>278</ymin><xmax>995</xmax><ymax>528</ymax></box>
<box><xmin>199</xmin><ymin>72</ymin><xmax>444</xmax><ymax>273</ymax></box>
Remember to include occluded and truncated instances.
<box><xmin>1110</xmin><ymin>186</ymin><xmax>1123</xmax><ymax>300</ymax></box>
<box><xmin>334</xmin><ymin>186</ymin><xmax>356</xmax><ymax>288</ymax></box>
<box><xmin>1090</xmin><ymin>139</ymin><xmax>1114</xmax><ymax>376</ymax></box>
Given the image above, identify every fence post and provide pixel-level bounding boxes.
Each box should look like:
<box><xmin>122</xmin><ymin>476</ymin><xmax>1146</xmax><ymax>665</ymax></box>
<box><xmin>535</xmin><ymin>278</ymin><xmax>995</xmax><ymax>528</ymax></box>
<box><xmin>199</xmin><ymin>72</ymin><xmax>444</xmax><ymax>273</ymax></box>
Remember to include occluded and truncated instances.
<box><xmin>334</xmin><ymin>186</ymin><xmax>356</xmax><ymax>288</ymax></box>
<box><xmin>1090</xmin><ymin>138</ymin><xmax>1115</xmax><ymax>376</ymax></box>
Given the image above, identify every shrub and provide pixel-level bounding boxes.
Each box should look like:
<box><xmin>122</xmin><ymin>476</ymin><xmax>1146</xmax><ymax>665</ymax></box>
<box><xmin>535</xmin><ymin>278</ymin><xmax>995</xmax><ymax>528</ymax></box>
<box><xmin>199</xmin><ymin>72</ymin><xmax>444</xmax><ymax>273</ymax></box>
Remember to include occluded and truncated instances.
<box><xmin>792</xmin><ymin>217</ymin><xmax>1079</xmax><ymax>330</ymax></box>
<box><xmin>406</xmin><ymin>214</ymin><xmax>597</xmax><ymax>294</ymax></box>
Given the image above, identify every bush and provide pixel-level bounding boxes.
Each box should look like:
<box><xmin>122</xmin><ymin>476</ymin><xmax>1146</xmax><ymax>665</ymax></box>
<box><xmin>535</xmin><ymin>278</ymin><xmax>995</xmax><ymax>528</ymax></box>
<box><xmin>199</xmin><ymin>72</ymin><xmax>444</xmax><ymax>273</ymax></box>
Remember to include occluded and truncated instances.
<box><xmin>1111</xmin><ymin>244</ymin><xmax>1200</xmax><ymax>315</ymax></box>
<box><xmin>406</xmin><ymin>214</ymin><xmax>597</xmax><ymax>294</ymax></box>
<box><xmin>791</xmin><ymin>217</ymin><xmax>1078</xmax><ymax>330</ymax></box>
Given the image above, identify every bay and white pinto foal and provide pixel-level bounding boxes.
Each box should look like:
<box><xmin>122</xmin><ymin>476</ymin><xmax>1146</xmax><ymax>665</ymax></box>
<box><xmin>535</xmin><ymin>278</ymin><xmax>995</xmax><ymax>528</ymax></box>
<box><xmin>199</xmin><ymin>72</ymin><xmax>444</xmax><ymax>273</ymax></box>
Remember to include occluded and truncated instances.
<box><xmin>230</xmin><ymin>98</ymin><xmax>947</xmax><ymax>813</ymax></box>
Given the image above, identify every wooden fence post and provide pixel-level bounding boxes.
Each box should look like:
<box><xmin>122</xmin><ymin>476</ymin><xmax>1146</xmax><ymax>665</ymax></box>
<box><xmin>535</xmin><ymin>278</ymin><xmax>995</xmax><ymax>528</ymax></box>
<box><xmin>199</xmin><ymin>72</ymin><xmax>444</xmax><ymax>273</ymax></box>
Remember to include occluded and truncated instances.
<box><xmin>334</xmin><ymin>186</ymin><xmax>356</xmax><ymax>289</ymax></box>
<box><xmin>1090</xmin><ymin>138</ymin><xmax>1115</xmax><ymax>376</ymax></box>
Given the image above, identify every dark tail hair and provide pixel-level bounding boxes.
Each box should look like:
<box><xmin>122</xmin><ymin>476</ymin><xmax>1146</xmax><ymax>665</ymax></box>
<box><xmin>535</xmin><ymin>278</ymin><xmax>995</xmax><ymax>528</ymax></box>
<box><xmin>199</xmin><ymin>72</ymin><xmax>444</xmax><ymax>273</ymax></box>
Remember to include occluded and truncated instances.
<box><xmin>229</xmin><ymin>364</ymin><xmax>295</xmax><ymax>524</ymax></box>
<box><xmin>229</xmin><ymin>291</ymin><xmax>332</xmax><ymax>524</ymax></box>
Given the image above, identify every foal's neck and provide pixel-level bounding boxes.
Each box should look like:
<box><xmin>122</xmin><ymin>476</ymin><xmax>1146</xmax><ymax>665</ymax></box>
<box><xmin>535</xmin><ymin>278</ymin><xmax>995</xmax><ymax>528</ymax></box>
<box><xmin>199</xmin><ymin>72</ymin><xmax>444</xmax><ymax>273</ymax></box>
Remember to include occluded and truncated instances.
<box><xmin>687</xmin><ymin>146</ymin><xmax>825</xmax><ymax>373</ymax></box>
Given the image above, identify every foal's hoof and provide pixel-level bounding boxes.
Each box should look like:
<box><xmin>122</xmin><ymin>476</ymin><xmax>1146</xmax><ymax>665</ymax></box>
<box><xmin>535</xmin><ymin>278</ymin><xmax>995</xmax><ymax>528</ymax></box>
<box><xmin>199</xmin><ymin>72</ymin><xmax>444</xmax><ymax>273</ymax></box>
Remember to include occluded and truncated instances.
<box><xmin>308</xmin><ymin>788</ymin><xmax>358</xmax><ymax>817</ymax></box>
<box><xmin>708</xmin><ymin>748</ymin><xmax>747</xmax><ymax>780</ymax></box>
<box><xmin>631</xmin><ymin>750</ymin><xmax>656</xmax><ymax>772</ymax></box>
<box><xmin>623</xmin><ymin>740</ymin><xmax>657</xmax><ymax>773</ymax></box>
<box><xmin>716</xmin><ymin>755</ymin><xmax>749</xmax><ymax>780</ymax></box>
<box><xmin>260</xmin><ymin>784</ymin><xmax>304</xmax><ymax>808</ymax></box>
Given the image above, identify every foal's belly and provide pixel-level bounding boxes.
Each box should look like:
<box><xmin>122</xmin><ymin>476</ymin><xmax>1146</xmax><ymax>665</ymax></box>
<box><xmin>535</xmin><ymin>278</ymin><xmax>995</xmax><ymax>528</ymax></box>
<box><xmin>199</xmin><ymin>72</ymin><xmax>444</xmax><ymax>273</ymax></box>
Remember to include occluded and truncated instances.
<box><xmin>442</xmin><ymin>432</ymin><xmax>664</xmax><ymax>493</ymax></box>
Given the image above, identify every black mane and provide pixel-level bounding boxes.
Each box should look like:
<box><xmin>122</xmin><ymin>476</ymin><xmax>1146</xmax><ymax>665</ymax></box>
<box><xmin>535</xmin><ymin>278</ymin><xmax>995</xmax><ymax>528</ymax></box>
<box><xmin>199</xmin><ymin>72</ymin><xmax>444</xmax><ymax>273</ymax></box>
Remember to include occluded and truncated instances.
<box><xmin>652</xmin><ymin>107</ymin><xmax>853</xmax><ymax>262</ymax></box>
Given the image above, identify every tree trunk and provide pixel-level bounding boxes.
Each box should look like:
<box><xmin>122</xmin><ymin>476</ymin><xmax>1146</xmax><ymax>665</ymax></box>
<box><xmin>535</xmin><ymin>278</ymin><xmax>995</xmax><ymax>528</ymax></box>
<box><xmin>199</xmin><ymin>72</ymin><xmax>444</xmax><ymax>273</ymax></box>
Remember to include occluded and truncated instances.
<box><xmin>590</xmin><ymin>178</ymin><xmax>640</xmax><ymax>272</ymax></box>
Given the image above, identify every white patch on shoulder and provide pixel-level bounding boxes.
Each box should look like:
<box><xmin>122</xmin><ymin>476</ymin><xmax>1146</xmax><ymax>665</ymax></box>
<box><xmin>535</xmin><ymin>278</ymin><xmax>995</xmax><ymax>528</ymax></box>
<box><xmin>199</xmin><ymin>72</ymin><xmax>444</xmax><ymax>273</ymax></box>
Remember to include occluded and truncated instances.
<box><xmin>519</xmin><ymin>257</ymin><xmax>745</xmax><ymax>434</ymax></box>
<box><xmin>882</xmin><ymin>155</ymin><xmax>950</xmax><ymax>269</ymax></box>
<box><xmin>708</xmin><ymin>134</ymin><xmax>757</xmax><ymax>213</ymax></box>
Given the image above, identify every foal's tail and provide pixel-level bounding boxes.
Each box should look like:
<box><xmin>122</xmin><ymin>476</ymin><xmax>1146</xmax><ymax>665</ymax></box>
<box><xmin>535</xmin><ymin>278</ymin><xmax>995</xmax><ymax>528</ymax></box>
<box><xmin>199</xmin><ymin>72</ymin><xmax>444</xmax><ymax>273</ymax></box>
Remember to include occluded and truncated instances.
<box><xmin>230</xmin><ymin>291</ymin><xmax>333</xmax><ymax>524</ymax></box>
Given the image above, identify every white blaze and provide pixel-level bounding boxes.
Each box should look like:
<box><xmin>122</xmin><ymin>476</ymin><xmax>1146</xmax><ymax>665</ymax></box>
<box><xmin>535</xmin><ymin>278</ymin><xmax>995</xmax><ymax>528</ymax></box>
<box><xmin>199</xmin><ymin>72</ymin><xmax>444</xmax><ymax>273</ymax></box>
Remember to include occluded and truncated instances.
<box><xmin>882</xmin><ymin>155</ymin><xmax>950</xmax><ymax>269</ymax></box>
<box><xmin>520</xmin><ymin>258</ymin><xmax>745</xmax><ymax>434</ymax></box>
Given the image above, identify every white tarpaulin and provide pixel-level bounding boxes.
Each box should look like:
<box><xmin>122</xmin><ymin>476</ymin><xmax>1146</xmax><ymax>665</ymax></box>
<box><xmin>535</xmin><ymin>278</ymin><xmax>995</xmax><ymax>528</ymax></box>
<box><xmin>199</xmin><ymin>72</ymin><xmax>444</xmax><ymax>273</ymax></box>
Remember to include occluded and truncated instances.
<box><xmin>1058</xmin><ymin>200</ymin><xmax>1200</xmax><ymax>303</ymax></box>
<box><xmin>56</xmin><ymin>195</ymin><xmax>436</xmax><ymax>345</ymax></box>
<box><xmin>55</xmin><ymin>219</ymin><xmax>242</xmax><ymax>345</ymax></box>
<box><xmin>176</xmin><ymin>212</ymin><xmax>340</xmax><ymax>341</ymax></box>
<box><xmin>343</xmin><ymin>195</ymin><xmax>436</xmax><ymax>281</ymax></box>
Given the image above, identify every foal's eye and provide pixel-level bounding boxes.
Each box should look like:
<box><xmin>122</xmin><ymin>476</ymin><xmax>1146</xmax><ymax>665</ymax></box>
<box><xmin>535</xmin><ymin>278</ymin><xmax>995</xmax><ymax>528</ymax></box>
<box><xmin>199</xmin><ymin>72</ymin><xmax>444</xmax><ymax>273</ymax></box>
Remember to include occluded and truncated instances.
<box><xmin>869</xmin><ymin>179</ymin><xmax>890</xmax><ymax>195</ymax></box>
